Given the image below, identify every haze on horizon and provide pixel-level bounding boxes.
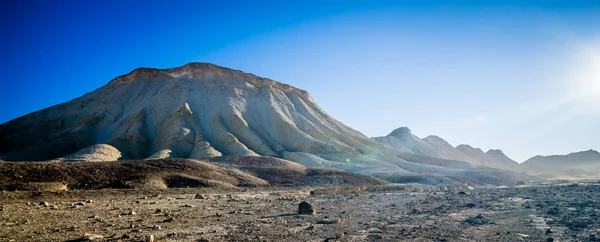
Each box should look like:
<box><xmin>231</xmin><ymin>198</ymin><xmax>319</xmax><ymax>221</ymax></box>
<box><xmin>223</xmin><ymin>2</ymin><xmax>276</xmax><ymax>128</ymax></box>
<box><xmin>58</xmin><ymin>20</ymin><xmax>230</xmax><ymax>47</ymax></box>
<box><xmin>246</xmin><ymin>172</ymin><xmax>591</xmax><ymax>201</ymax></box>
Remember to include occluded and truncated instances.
<box><xmin>1</xmin><ymin>0</ymin><xmax>599</xmax><ymax>162</ymax></box>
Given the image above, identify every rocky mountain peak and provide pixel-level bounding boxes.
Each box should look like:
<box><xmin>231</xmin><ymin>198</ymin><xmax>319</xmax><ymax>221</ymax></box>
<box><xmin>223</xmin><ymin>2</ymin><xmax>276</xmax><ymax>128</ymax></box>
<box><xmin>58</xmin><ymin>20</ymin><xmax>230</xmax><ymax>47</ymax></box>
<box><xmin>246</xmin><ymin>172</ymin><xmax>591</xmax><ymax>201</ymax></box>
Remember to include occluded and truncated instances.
<box><xmin>388</xmin><ymin>127</ymin><xmax>412</xmax><ymax>137</ymax></box>
<box><xmin>106</xmin><ymin>62</ymin><xmax>310</xmax><ymax>97</ymax></box>
<box><xmin>486</xmin><ymin>149</ymin><xmax>505</xmax><ymax>155</ymax></box>
<box><xmin>456</xmin><ymin>144</ymin><xmax>475</xmax><ymax>150</ymax></box>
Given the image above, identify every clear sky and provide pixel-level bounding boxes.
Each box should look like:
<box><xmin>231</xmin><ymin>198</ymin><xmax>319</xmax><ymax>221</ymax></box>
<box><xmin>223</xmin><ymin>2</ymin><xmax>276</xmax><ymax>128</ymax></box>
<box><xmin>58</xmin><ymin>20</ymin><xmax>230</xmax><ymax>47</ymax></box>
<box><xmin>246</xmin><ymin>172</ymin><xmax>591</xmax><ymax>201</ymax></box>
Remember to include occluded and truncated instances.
<box><xmin>1</xmin><ymin>0</ymin><xmax>599</xmax><ymax>162</ymax></box>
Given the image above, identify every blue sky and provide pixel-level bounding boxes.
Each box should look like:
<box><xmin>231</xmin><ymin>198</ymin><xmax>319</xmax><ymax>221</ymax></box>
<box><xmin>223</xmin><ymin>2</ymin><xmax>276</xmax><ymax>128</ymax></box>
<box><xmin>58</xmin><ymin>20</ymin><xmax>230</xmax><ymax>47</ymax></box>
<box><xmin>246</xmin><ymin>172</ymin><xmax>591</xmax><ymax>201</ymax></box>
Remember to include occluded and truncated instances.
<box><xmin>1</xmin><ymin>0</ymin><xmax>599</xmax><ymax>161</ymax></box>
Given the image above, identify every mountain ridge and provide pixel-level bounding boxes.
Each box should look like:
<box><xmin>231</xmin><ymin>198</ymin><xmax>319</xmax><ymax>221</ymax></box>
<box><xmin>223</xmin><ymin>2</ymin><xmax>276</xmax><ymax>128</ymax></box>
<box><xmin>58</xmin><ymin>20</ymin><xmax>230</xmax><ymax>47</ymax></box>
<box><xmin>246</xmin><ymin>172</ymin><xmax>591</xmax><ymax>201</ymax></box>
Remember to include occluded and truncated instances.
<box><xmin>375</xmin><ymin>128</ymin><xmax>521</xmax><ymax>171</ymax></box>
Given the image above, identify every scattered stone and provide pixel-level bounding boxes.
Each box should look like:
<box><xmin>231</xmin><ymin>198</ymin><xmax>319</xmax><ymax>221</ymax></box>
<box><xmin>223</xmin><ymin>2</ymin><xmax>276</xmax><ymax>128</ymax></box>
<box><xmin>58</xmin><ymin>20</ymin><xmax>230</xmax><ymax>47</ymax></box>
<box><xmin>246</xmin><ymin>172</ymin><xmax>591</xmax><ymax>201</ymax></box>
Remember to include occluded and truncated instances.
<box><xmin>458</xmin><ymin>191</ymin><xmax>467</xmax><ymax>195</ymax></box>
<box><xmin>195</xmin><ymin>193</ymin><xmax>205</xmax><ymax>199</ymax></box>
<box><xmin>155</xmin><ymin>208</ymin><xmax>163</xmax><ymax>213</ymax></box>
<box><xmin>368</xmin><ymin>234</ymin><xmax>384</xmax><ymax>239</ymax></box>
<box><xmin>164</xmin><ymin>217</ymin><xmax>175</xmax><ymax>223</ymax></box>
<box><xmin>128</xmin><ymin>210</ymin><xmax>137</xmax><ymax>215</ymax></box>
<box><xmin>465</xmin><ymin>214</ymin><xmax>487</xmax><ymax>225</ymax></box>
<box><xmin>153</xmin><ymin>225</ymin><xmax>161</xmax><ymax>230</ymax></box>
<box><xmin>145</xmin><ymin>234</ymin><xmax>155</xmax><ymax>242</ymax></box>
<box><xmin>410</xmin><ymin>208</ymin><xmax>422</xmax><ymax>214</ymax></box>
<box><xmin>316</xmin><ymin>219</ymin><xmax>340</xmax><ymax>224</ymax></box>
<box><xmin>546</xmin><ymin>237</ymin><xmax>554</xmax><ymax>242</ymax></box>
<box><xmin>547</xmin><ymin>207</ymin><xmax>560</xmax><ymax>216</ymax></box>
<box><xmin>546</xmin><ymin>229</ymin><xmax>553</xmax><ymax>234</ymax></box>
<box><xmin>466</xmin><ymin>203</ymin><xmax>476</xmax><ymax>208</ymax></box>
<box><xmin>121</xmin><ymin>234</ymin><xmax>134</xmax><ymax>239</ymax></box>
<box><xmin>298</xmin><ymin>201</ymin><xmax>315</xmax><ymax>215</ymax></box>
<box><xmin>183</xmin><ymin>204</ymin><xmax>195</xmax><ymax>208</ymax></box>
<box><xmin>569</xmin><ymin>220</ymin><xmax>588</xmax><ymax>230</ymax></box>
<box><xmin>39</xmin><ymin>201</ymin><xmax>49</xmax><ymax>207</ymax></box>
<box><xmin>82</xmin><ymin>233</ymin><xmax>104</xmax><ymax>240</ymax></box>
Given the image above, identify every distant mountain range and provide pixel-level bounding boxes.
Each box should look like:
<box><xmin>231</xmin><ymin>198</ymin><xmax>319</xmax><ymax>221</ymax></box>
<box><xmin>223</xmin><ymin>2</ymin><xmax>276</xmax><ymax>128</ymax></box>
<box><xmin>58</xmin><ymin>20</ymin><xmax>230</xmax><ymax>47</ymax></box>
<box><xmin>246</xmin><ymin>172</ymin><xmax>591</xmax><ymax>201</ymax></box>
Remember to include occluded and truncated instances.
<box><xmin>521</xmin><ymin>149</ymin><xmax>600</xmax><ymax>178</ymax></box>
<box><xmin>373</xmin><ymin>127</ymin><xmax>520</xmax><ymax>171</ymax></box>
<box><xmin>373</xmin><ymin>127</ymin><xmax>598</xmax><ymax>178</ymax></box>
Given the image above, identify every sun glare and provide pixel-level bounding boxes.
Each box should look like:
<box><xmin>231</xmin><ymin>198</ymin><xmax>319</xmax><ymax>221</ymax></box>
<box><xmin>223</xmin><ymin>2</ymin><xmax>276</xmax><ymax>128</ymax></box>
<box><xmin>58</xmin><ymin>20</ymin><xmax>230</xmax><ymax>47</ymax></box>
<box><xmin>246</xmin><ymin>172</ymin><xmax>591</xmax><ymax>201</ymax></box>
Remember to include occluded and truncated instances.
<box><xmin>566</xmin><ymin>40</ymin><xmax>600</xmax><ymax>113</ymax></box>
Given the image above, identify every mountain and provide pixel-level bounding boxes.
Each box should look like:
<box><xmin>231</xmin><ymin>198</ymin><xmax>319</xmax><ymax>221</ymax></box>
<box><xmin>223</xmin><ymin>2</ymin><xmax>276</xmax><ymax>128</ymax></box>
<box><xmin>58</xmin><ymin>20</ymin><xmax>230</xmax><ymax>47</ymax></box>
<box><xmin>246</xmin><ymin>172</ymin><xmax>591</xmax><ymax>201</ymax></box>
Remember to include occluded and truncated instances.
<box><xmin>485</xmin><ymin>149</ymin><xmax>520</xmax><ymax>171</ymax></box>
<box><xmin>373</xmin><ymin>127</ymin><xmax>438</xmax><ymax>157</ymax></box>
<box><xmin>374</xmin><ymin>128</ymin><xmax>520</xmax><ymax>171</ymax></box>
<box><xmin>0</xmin><ymin>63</ymin><xmax>537</xmax><ymax>185</ymax></box>
<box><xmin>521</xmin><ymin>149</ymin><xmax>600</xmax><ymax>177</ymax></box>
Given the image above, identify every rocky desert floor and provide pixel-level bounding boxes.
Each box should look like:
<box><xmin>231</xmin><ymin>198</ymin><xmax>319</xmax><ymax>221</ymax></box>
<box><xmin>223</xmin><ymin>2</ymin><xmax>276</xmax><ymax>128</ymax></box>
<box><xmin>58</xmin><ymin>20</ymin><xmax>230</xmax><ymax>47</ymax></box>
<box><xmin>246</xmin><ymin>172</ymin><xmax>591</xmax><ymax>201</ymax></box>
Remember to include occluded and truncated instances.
<box><xmin>0</xmin><ymin>181</ymin><xmax>599</xmax><ymax>242</ymax></box>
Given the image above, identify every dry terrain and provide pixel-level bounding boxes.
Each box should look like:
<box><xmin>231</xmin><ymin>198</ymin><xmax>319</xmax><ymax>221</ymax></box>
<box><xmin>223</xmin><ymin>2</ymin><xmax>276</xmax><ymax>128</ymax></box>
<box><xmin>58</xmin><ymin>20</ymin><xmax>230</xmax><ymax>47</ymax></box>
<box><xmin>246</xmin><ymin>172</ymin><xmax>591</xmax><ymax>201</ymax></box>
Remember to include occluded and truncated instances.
<box><xmin>1</xmin><ymin>181</ymin><xmax>599</xmax><ymax>242</ymax></box>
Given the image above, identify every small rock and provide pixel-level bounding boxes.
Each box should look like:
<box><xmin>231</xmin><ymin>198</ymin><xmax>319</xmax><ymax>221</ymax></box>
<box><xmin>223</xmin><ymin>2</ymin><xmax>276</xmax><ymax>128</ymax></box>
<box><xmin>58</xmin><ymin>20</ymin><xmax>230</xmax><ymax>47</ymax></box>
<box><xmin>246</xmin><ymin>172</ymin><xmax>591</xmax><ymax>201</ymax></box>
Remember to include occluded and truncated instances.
<box><xmin>153</xmin><ymin>225</ymin><xmax>161</xmax><ymax>230</ymax></box>
<box><xmin>410</xmin><ymin>208</ymin><xmax>422</xmax><ymax>214</ymax></box>
<box><xmin>128</xmin><ymin>210</ymin><xmax>137</xmax><ymax>215</ymax></box>
<box><xmin>195</xmin><ymin>193</ymin><xmax>205</xmax><ymax>199</ymax></box>
<box><xmin>183</xmin><ymin>204</ymin><xmax>195</xmax><ymax>208</ymax></box>
<box><xmin>317</xmin><ymin>219</ymin><xmax>340</xmax><ymax>224</ymax></box>
<box><xmin>546</xmin><ymin>228</ymin><xmax>553</xmax><ymax>234</ymax></box>
<box><xmin>458</xmin><ymin>191</ymin><xmax>467</xmax><ymax>195</ymax></box>
<box><xmin>155</xmin><ymin>208</ymin><xmax>163</xmax><ymax>213</ymax></box>
<box><xmin>466</xmin><ymin>203</ymin><xmax>477</xmax><ymax>208</ymax></box>
<box><xmin>82</xmin><ymin>233</ymin><xmax>104</xmax><ymax>240</ymax></box>
<box><xmin>546</xmin><ymin>238</ymin><xmax>554</xmax><ymax>242</ymax></box>
<box><xmin>298</xmin><ymin>201</ymin><xmax>315</xmax><ymax>215</ymax></box>
<box><xmin>146</xmin><ymin>235</ymin><xmax>155</xmax><ymax>242</ymax></box>
<box><xmin>368</xmin><ymin>234</ymin><xmax>384</xmax><ymax>239</ymax></box>
<box><xmin>465</xmin><ymin>213</ymin><xmax>487</xmax><ymax>225</ymax></box>
<box><xmin>40</xmin><ymin>201</ymin><xmax>49</xmax><ymax>206</ymax></box>
<box><xmin>547</xmin><ymin>207</ymin><xmax>560</xmax><ymax>216</ymax></box>
<box><xmin>164</xmin><ymin>217</ymin><xmax>175</xmax><ymax>222</ymax></box>
<box><xmin>570</xmin><ymin>220</ymin><xmax>588</xmax><ymax>230</ymax></box>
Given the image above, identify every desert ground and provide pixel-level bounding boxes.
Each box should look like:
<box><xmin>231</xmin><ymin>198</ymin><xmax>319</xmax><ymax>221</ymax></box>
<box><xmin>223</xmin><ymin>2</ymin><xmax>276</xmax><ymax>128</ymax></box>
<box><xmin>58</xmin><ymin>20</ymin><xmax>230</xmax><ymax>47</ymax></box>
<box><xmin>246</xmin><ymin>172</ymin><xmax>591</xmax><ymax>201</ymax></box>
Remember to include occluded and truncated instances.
<box><xmin>1</xmin><ymin>180</ymin><xmax>599</xmax><ymax>242</ymax></box>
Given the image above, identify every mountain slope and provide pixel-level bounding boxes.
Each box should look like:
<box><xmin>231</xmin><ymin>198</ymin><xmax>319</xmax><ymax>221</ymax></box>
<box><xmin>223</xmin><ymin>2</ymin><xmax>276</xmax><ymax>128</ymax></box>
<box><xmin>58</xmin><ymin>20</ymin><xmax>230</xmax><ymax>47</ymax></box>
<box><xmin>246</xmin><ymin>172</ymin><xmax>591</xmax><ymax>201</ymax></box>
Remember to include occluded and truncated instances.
<box><xmin>521</xmin><ymin>150</ymin><xmax>600</xmax><ymax>177</ymax></box>
<box><xmin>486</xmin><ymin>149</ymin><xmax>520</xmax><ymax>171</ymax></box>
<box><xmin>0</xmin><ymin>63</ymin><xmax>537</xmax><ymax>185</ymax></box>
